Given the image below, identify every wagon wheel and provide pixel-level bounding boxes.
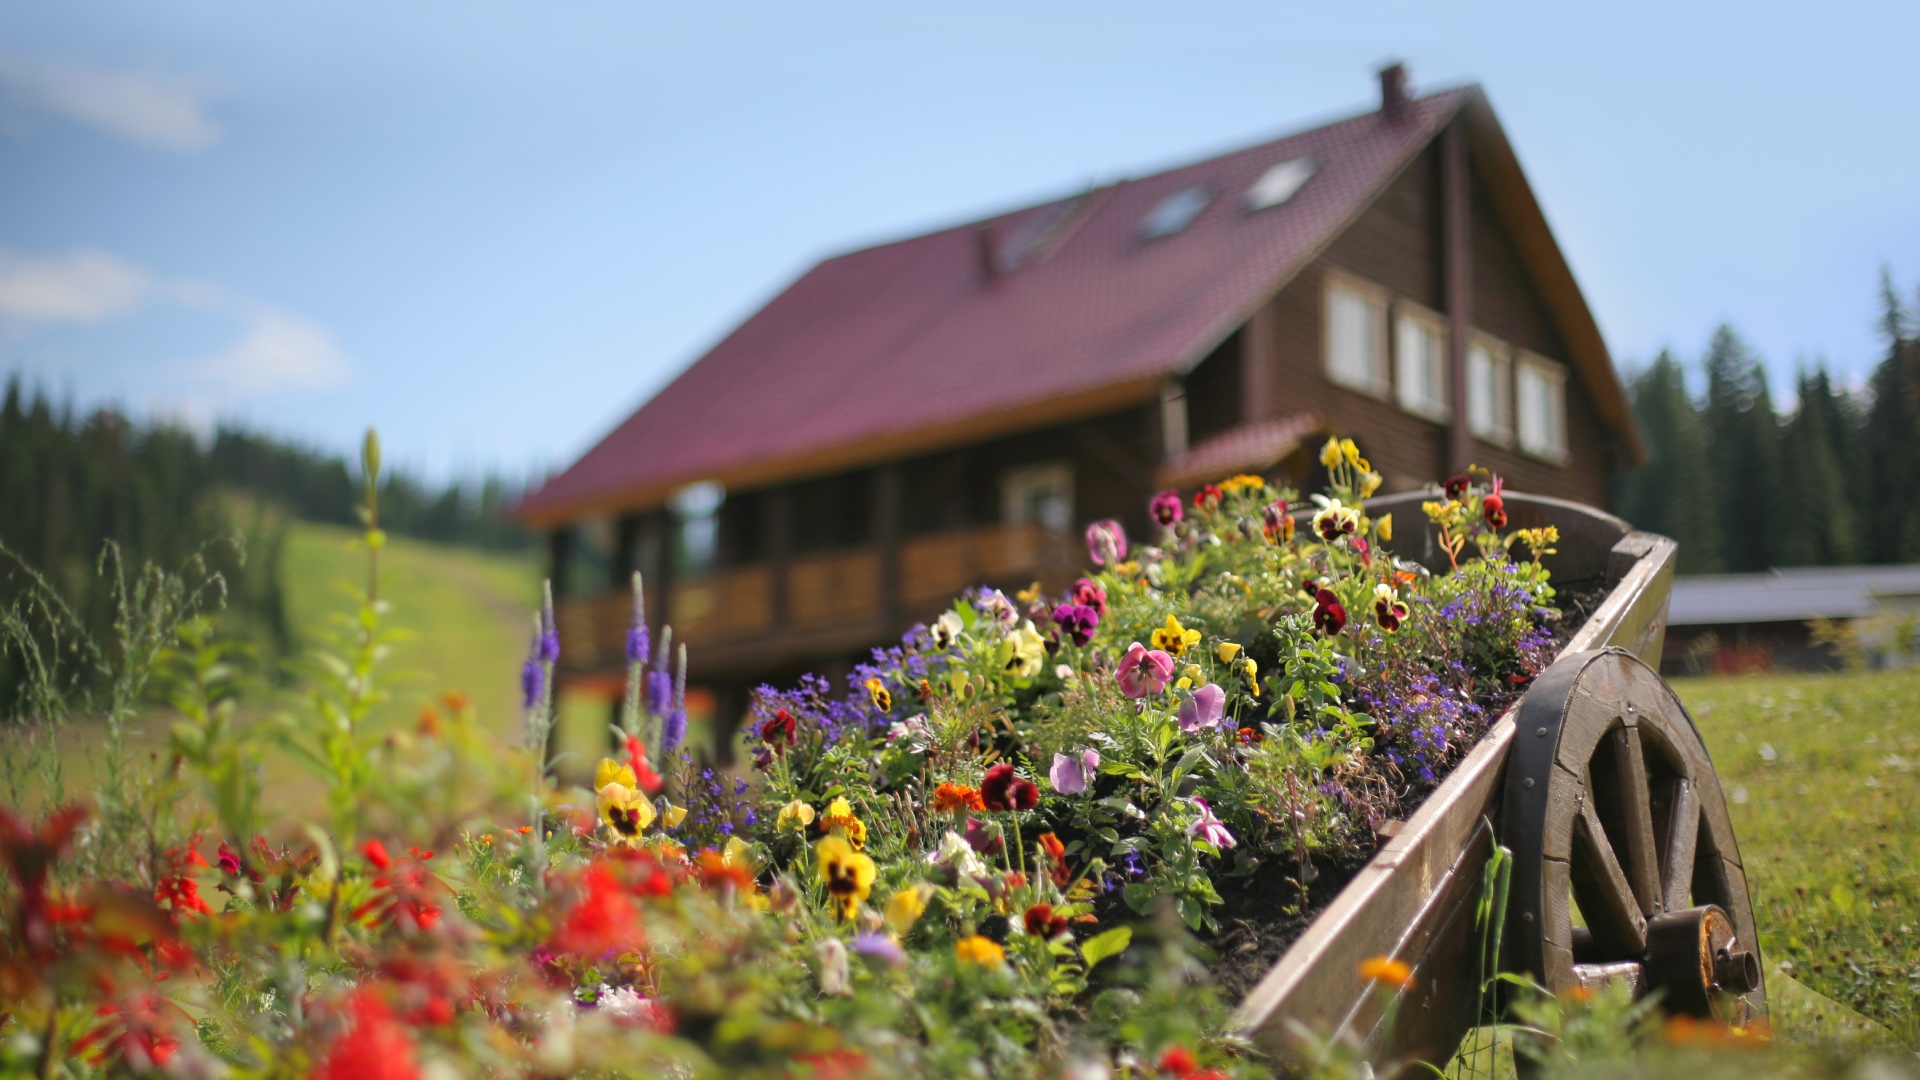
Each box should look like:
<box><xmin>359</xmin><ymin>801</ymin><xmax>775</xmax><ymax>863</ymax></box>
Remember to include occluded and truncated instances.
<box><xmin>1503</xmin><ymin>648</ymin><xmax>1766</xmax><ymax>1024</ymax></box>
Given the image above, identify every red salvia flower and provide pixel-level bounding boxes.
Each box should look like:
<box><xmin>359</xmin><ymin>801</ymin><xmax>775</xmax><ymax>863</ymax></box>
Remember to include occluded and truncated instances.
<box><xmin>625</xmin><ymin>735</ymin><xmax>664</xmax><ymax>793</ymax></box>
<box><xmin>312</xmin><ymin>991</ymin><xmax>422</xmax><ymax>1080</ymax></box>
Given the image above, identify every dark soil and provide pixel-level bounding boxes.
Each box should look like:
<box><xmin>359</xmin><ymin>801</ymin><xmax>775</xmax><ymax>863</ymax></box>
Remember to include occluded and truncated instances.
<box><xmin>1198</xmin><ymin>576</ymin><xmax>1613</xmax><ymax>1001</ymax></box>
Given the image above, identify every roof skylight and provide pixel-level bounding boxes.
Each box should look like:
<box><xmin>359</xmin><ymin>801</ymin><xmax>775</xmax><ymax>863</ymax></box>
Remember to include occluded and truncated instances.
<box><xmin>1245</xmin><ymin>157</ymin><xmax>1317</xmax><ymax>211</ymax></box>
<box><xmin>1139</xmin><ymin>185</ymin><xmax>1214</xmax><ymax>240</ymax></box>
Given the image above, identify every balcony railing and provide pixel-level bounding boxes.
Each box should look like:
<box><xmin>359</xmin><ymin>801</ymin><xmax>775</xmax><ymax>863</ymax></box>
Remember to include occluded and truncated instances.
<box><xmin>555</xmin><ymin>523</ymin><xmax>1083</xmax><ymax>677</ymax></box>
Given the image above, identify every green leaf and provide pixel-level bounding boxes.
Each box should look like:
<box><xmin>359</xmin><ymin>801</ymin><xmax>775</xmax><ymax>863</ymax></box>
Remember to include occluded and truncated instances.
<box><xmin>1080</xmin><ymin>926</ymin><xmax>1133</xmax><ymax>969</ymax></box>
<box><xmin>1121</xmin><ymin>883</ymin><xmax>1156</xmax><ymax>914</ymax></box>
<box><xmin>1177</xmin><ymin>895</ymin><xmax>1204</xmax><ymax>930</ymax></box>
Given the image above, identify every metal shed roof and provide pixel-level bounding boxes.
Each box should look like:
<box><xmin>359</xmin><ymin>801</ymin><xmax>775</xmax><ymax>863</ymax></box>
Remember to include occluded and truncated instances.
<box><xmin>1667</xmin><ymin>565</ymin><xmax>1920</xmax><ymax>626</ymax></box>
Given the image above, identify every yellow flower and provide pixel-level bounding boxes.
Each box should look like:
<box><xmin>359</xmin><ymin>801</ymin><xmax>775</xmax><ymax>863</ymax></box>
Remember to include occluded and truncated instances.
<box><xmin>1319</xmin><ymin>436</ymin><xmax>1344</xmax><ymax>468</ymax></box>
<box><xmin>1340</xmin><ymin>438</ymin><xmax>1361</xmax><ymax>467</ymax></box>
<box><xmin>1112</xmin><ymin>560</ymin><xmax>1139</xmax><ymax>577</ymax></box>
<box><xmin>864</xmin><ymin>676</ymin><xmax>892</xmax><ymax>713</ymax></box>
<box><xmin>955</xmin><ymin>935</ymin><xmax>1005</xmax><ymax>967</ymax></box>
<box><xmin>885</xmin><ymin>885</ymin><xmax>930</xmax><ymax>935</ymax></box>
<box><xmin>721</xmin><ymin>835</ymin><xmax>753</xmax><ymax>871</ymax></box>
<box><xmin>1214</xmin><ymin>642</ymin><xmax>1242</xmax><ymax>664</ymax></box>
<box><xmin>1376</xmin><ymin>513</ymin><xmax>1393</xmax><ymax>542</ymax></box>
<box><xmin>1180</xmin><ymin>664</ymin><xmax>1205</xmax><ymax>687</ymax></box>
<box><xmin>596</xmin><ymin>780</ymin><xmax>656</xmax><ymax>845</ymax></box>
<box><xmin>594</xmin><ymin>756</ymin><xmax>638</xmax><ymax>791</ymax></box>
<box><xmin>1237</xmin><ymin>657</ymin><xmax>1259</xmax><ymax>694</ymax></box>
<box><xmin>815</xmin><ymin>834</ymin><xmax>876</xmax><ymax>920</ymax></box>
<box><xmin>777</xmin><ymin>800</ymin><xmax>816</xmax><ymax>832</ymax></box>
<box><xmin>1360</xmin><ymin>471</ymin><xmax>1383</xmax><ymax>498</ymax></box>
<box><xmin>1151</xmin><ymin>615</ymin><xmax>1202</xmax><ymax>657</ymax></box>
<box><xmin>1359</xmin><ymin>955</ymin><xmax>1414</xmax><ymax>989</ymax></box>
<box><xmin>1015</xmin><ymin>581</ymin><xmax>1043</xmax><ymax>604</ymax></box>
<box><xmin>820</xmin><ymin>796</ymin><xmax>868</xmax><ymax>850</ymax></box>
<box><xmin>663</xmin><ymin>803</ymin><xmax>689</xmax><ymax>828</ymax></box>
<box><xmin>997</xmin><ymin>621</ymin><xmax>1047</xmax><ymax>679</ymax></box>
<box><xmin>1219</xmin><ymin>474</ymin><xmax>1266</xmax><ymax>494</ymax></box>
<box><xmin>1173</xmin><ymin>677</ymin><xmax>1192</xmax><ymax>691</ymax></box>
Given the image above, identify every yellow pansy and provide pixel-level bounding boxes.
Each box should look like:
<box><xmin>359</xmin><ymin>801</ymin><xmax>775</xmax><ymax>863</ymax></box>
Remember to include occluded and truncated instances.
<box><xmin>1340</xmin><ymin>438</ymin><xmax>1362</xmax><ymax>468</ymax></box>
<box><xmin>955</xmin><ymin>935</ymin><xmax>1006</xmax><ymax>967</ymax></box>
<box><xmin>1238</xmin><ymin>657</ymin><xmax>1259</xmax><ymax>694</ymax></box>
<box><xmin>815</xmin><ymin>834</ymin><xmax>876</xmax><ymax>920</ymax></box>
<box><xmin>1376</xmin><ymin>513</ymin><xmax>1393</xmax><ymax>542</ymax></box>
<box><xmin>1360</xmin><ymin>471</ymin><xmax>1383</xmax><ymax>498</ymax></box>
<box><xmin>1150</xmin><ymin>615</ymin><xmax>1202</xmax><ymax>657</ymax></box>
<box><xmin>1180</xmin><ymin>664</ymin><xmax>1204</xmax><ymax>685</ymax></box>
<box><xmin>594</xmin><ymin>756</ymin><xmax>638</xmax><ymax>791</ymax></box>
<box><xmin>864</xmin><ymin>676</ymin><xmax>892</xmax><ymax>713</ymax></box>
<box><xmin>1214</xmin><ymin>642</ymin><xmax>1242</xmax><ymax>664</ymax></box>
<box><xmin>1015</xmin><ymin>581</ymin><xmax>1043</xmax><ymax>605</ymax></box>
<box><xmin>820</xmin><ymin>796</ymin><xmax>867</xmax><ymax>850</ymax></box>
<box><xmin>663</xmin><ymin>803</ymin><xmax>689</xmax><ymax>828</ymax></box>
<box><xmin>777</xmin><ymin>800</ymin><xmax>816</xmax><ymax>832</ymax></box>
<box><xmin>721</xmin><ymin>835</ymin><xmax>752</xmax><ymax>870</ymax></box>
<box><xmin>885</xmin><ymin>885</ymin><xmax>930</xmax><ymax>935</ymax></box>
<box><xmin>596</xmin><ymin>780</ymin><xmax>656</xmax><ymax>845</ymax></box>
<box><xmin>997</xmin><ymin>621</ymin><xmax>1047</xmax><ymax>680</ymax></box>
<box><xmin>1319</xmin><ymin>437</ymin><xmax>1344</xmax><ymax>468</ymax></box>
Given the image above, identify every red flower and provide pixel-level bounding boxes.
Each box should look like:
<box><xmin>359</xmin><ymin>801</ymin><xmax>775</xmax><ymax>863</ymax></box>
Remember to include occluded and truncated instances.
<box><xmin>312</xmin><ymin>991</ymin><xmax>421</xmax><ymax>1080</ymax></box>
<box><xmin>1149</xmin><ymin>489</ymin><xmax>1184</xmax><ymax>527</ymax></box>
<box><xmin>1236</xmin><ymin>726</ymin><xmax>1264</xmax><ymax>746</ymax></box>
<box><xmin>551</xmin><ymin>865</ymin><xmax>645</xmax><ymax>957</ymax></box>
<box><xmin>363</xmin><ymin>838</ymin><xmax>391</xmax><ymax>870</ymax></box>
<box><xmin>1036</xmin><ymin>831</ymin><xmax>1070</xmax><ymax>887</ymax></box>
<box><xmin>1023</xmin><ymin>902</ymin><xmax>1069</xmax><ymax>938</ymax></box>
<box><xmin>1483</xmin><ymin>475</ymin><xmax>1507</xmax><ymax>529</ymax></box>
<box><xmin>1071</xmin><ymin>577</ymin><xmax>1108</xmax><ymax>617</ymax></box>
<box><xmin>154</xmin><ymin>873</ymin><xmax>210</xmax><ymax>920</ymax></box>
<box><xmin>351</xmin><ymin>845</ymin><xmax>443</xmax><ymax>933</ymax></box>
<box><xmin>980</xmin><ymin>763</ymin><xmax>1038</xmax><ymax>812</ymax></box>
<box><xmin>1444</xmin><ymin>474</ymin><xmax>1471</xmax><ymax>501</ymax></box>
<box><xmin>625</xmin><ymin>735</ymin><xmax>664</xmax><ymax>793</ymax></box>
<box><xmin>1192</xmin><ymin>484</ymin><xmax>1223</xmax><ymax>511</ymax></box>
<box><xmin>216</xmin><ymin>840</ymin><xmax>242</xmax><ymax>876</ymax></box>
<box><xmin>1160</xmin><ymin>1046</ymin><xmax>1198</xmax><ymax>1077</ymax></box>
<box><xmin>759</xmin><ymin>708</ymin><xmax>797</xmax><ymax>750</ymax></box>
<box><xmin>1312</xmin><ymin>589</ymin><xmax>1348</xmax><ymax>636</ymax></box>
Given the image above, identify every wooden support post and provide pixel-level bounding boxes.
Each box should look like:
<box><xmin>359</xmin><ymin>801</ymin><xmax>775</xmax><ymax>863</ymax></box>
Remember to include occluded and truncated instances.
<box><xmin>875</xmin><ymin>465</ymin><xmax>903</xmax><ymax>626</ymax></box>
<box><xmin>1442</xmin><ymin>121</ymin><xmax>1473</xmax><ymax>474</ymax></box>
<box><xmin>767</xmin><ymin>487</ymin><xmax>791</xmax><ymax>629</ymax></box>
<box><xmin>1242</xmin><ymin>303</ymin><xmax>1276</xmax><ymax>424</ymax></box>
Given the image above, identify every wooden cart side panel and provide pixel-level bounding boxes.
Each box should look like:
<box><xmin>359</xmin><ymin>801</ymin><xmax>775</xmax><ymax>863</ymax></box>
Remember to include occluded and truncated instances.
<box><xmin>1232</xmin><ymin>517</ymin><xmax>1677</xmax><ymax>1067</ymax></box>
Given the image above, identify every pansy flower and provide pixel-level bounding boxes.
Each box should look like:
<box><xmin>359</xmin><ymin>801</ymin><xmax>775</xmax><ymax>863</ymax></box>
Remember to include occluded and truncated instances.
<box><xmin>998</xmin><ymin>621</ymin><xmax>1047</xmax><ymax>679</ymax></box>
<box><xmin>1084</xmin><ymin>520</ymin><xmax>1128</xmax><ymax>566</ymax></box>
<box><xmin>1149</xmin><ymin>489</ymin><xmax>1184</xmax><ymax>527</ymax></box>
<box><xmin>1051</xmin><ymin>603</ymin><xmax>1100</xmax><ymax>647</ymax></box>
<box><xmin>928</xmin><ymin>611</ymin><xmax>965</xmax><ymax>651</ymax></box>
<box><xmin>1312</xmin><ymin>498</ymin><xmax>1361</xmax><ymax>542</ymax></box>
<box><xmin>1023</xmin><ymin>902</ymin><xmax>1070</xmax><ymax>939</ymax></box>
<box><xmin>1116</xmin><ymin>642</ymin><xmax>1175</xmax><ymax>697</ymax></box>
<box><xmin>1070</xmin><ymin>576</ymin><xmax>1108</xmax><ymax>617</ymax></box>
<box><xmin>864</xmin><ymin>677</ymin><xmax>892</xmax><ymax>713</ymax></box>
<box><xmin>1176</xmin><ymin>683</ymin><xmax>1226</xmax><ymax>733</ymax></box>
<box><xmin>814</xmin><ymin>834</ymin><xmax>876</xmax><ymax>920</ymax></box>
<box><xmin>818</xmin><ymin>796</ymin><xmax>867</xmax><ymax>850</ymax></box>
<box><xmin>759</xmin><ymin>708</ymin><xmax>797</xmax><ymax>751</ymax></box>
<box><xmin>1048</xmin><ymin>748</ymin><xmax>1100</xmax><ymax>794</ymax></box>
<box><xmin>1373</xmin><ymin>583</ymin><xmax>1411</xmax><ymax>632</ymax></box>
<box><xmin>1150</xmin><ymin>615</ymin><xmax>1202</xmax><ymax>657</ymax></box>
<box><xmin>1312</xmin><ymin>589</ymin><xmax>1348</xmax><ymax>636</ymax></box>
<box><xmin>594</xmin><ymin>758</ymin><xmax>656</xmax><ymax>845</ymax></box>
<box><xmin>1444</xmin><ymin>474</ymin><xmax>1471</xmax><ymax>501</ymax></box>
<box><xmin>980</xmin><ymin>763</ymin><xmax>1039</xmax><ymax>812</ymax></box>
<box><xmin>1483</xmin><ymin>475</ymin><xmax>1507</xmax><ymax>529</ymax></box>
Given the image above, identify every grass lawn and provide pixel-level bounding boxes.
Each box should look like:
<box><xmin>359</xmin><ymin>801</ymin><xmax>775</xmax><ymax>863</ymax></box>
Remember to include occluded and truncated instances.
<box><xmin>1672</xmin><ymin>668</ymin><xmax>1920</xmax><ymax>1048</ymax></box>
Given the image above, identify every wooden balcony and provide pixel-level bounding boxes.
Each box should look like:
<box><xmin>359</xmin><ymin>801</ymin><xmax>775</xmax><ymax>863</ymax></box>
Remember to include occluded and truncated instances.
<box><xmin>555</xmin><ymin>523</ymin><xmax>1083</xmax><ymax>680</ymax></box>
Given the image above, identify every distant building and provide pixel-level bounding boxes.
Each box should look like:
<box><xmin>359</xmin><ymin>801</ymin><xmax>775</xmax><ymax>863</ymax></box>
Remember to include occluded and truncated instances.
<box><xmin>518</xmin><ymin>66</ymin><xmax>1646</xmax><ymax>738</ymax></box>
<box><xmin>1662</xmin><ymin>566</ymin><xmax>1920</xmax><ymax>675</ymax></box>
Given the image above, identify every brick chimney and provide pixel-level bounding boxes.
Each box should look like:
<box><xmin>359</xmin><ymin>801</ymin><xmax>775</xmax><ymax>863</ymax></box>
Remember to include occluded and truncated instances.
<box><xmin>1378</xmin><ymin>62</ymin><xmax>1410</xmax><ymax>119</ymax></box>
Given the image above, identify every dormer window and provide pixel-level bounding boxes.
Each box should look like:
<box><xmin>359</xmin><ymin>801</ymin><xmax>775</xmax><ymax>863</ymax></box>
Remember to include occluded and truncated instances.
<box><xmin>1140</xmin><ymin>186</ymin><xmax>1214</xmax><ymax>240</ymax></box>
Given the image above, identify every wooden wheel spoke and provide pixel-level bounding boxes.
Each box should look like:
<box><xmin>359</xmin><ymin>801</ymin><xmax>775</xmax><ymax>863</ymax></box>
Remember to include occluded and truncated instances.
<box><xmin>1611</xmin><ymin>726</ymin><xmax>1662</xmax><ymax>916</ymax></box>
<box><xmin>1661</xmin><ymin>778</ymin><xmax>1700</xmax><ymax>913</ymax></box>
<box><xmin>1573</xmin><ymin>795</ymin><xmax>1648</xmax><ymax>956</ymax></box>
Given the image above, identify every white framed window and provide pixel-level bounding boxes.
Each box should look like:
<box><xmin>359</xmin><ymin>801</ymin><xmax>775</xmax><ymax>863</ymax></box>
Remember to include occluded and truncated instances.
<box><xmin>1467</xmin><ymin>336</ymin><xmax>1514</xmax><ymax>446</ymax></box>
<box><xmin>1001</xmin><ymin>462</ymin><xmax>1075</xmax><ymax>534</ymax></box>
<box><xmin>1516</xmin><ymin>352</ymin><xmax>1569</xmax><ymax>463</ymax></box>
<box><xmin>1394</xmin><ymin>304</ymin><xmax>1451</xmax><ymax>421</ymax></box>
<box><xmin>1324</xmin><ymin>274</ymin><xmax>1389</xmax><ymax>397</ymax></box>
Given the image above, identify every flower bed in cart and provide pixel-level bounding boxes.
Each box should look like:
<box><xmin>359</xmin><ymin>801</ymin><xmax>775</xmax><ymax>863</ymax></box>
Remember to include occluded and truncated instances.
<box><xmin>0</xmin><ymin>437</ymin><xmax>1579</xmax><ymax>1080</ymax></box>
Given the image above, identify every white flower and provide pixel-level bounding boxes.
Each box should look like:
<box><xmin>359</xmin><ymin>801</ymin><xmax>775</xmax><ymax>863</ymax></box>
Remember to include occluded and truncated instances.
<box><xmin>815</xmin><ymin>938</ymin><xmax>851</xmax><ymax>995</ymax></box>
<box><xmin>593</xmin><ymin>984</ymin><xmax>659</xmax><ymax>1027</ymax></box>
<box><xmin>930</xmin><ymin>829</ymin><xmax>988</xmax><ymax>880</ymax></box>
<box><xmin>887</xmin><ymin>713</ymin><xmax>934</xmax><ymax>752</ymax></box>
<box><xmin>929</xmin><ymin>611</ymin><xmax>965</xmax><ymax>650</ymax></box>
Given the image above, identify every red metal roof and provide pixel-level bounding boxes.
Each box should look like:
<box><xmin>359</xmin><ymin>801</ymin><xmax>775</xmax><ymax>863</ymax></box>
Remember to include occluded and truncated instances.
<box><xmin>1157</xmin><ymin>413</ymin><xmax>1325</xmax><ymax>490</ymax></box>
<box><xmin>522</xmin><ymin>89</ymin><xmax>1475</xmax><ymax>523</ymax></box>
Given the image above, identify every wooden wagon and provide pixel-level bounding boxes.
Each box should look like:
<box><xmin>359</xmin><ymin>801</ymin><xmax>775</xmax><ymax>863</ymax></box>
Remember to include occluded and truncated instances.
<box><xmin>1232</xmin><ymin>492</ymin><xmax>1766</xmax><ymax>1069</ymax></box>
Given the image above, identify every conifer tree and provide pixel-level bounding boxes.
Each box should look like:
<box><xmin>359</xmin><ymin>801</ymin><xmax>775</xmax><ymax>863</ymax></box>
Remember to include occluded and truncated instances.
<box><xmin>1615</xmin><ymin>351</ymin><xmax>1721</xmax><ymax>572</ymax></box>
<box><xmin>1778</xmin><ymin>366</ymin><xmax>1858</xmax><ymax>565</ymax></box>
<box><xmin>1701</xmin><ymin>326</ymin><xmax>1781</xmax><ymax>573</ymax></box>
<box><xmin>1865</xmin><ymin>270</ymin><xmax>1920</xmax><ymax>562</ymax></box>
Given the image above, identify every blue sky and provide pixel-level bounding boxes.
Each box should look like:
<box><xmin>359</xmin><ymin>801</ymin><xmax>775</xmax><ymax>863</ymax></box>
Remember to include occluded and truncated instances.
<box><xmin>1</xmin><ymin>2</ymin><xmax>1916</xmax><ymax>481</ymax></box>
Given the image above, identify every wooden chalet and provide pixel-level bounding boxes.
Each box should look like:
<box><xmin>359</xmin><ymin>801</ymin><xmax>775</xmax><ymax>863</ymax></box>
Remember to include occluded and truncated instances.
<box><xmin>517</xmin><ymin>66</ymin><xmax>1646</xmax><ymax>738</ymax></box>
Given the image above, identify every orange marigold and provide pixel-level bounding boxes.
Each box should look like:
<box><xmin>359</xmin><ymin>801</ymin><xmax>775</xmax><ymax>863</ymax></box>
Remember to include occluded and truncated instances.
<box><xmin>932</xmin><ymin>783</ymin><xmax>986</xmax><ymax>813</ymax></box>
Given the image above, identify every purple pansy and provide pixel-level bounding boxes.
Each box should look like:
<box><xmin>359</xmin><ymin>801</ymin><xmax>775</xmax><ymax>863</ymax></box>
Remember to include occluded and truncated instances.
<box><xmin>1051</xmin><ymin>602</ymin><xmax>1100</xmax><ymax>646</ymax></box>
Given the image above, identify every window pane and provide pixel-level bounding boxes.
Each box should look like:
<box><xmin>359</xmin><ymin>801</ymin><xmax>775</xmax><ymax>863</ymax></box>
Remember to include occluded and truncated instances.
<box><xmin>1468</xmin><ymin>344</ymin><xmax>1494</xmax><ymax>434</ymax></box>
<box><xmin>1328</xmin><ymin>285</ymin><xmax>1374</xmax><ymax>388</ymax></box>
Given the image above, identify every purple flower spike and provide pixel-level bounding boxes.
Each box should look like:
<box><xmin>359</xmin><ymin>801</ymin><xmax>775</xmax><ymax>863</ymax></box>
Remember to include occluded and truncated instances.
<box><xmin>1051</xmin><ymin>603</ymin><xmax>1100</xmax><ymax>647</ymax></box>
<box><xmin>1084</xmin><ymin>520</ymin><xmax>1128</xmax><ymax>566</ymax></box>
<box><xmin>625</xmin><ymin>625</ymin><xmax>650</xmax><ymax>666</ymax></box>
<box><xmin>647</xmin><ymin>669</ymin><xmax>673</xmax><ymax>715</ymax></box>
<box><xmin>1177</xmin><ymin>683</ymin><xmax>1226</xmax><ymax>733</ymax></box>
<box><xmin>539</xmin><ymin>629</ymin><xmax>560</xmax><ymax>664</ymax></box>
<box><xmin>661</xmin><ymin>707</ymin><xmax>687</xmax><ymax>755</ymax></box>
<box><xmin>1115</xmin><ymin>642</ymin><xmax>1175</xmax><ymax>698</ymax></box>
<box><xmin>521</xmin><ymin>658</ymin><xmax>543</xmax><ymax>710</ymax></box>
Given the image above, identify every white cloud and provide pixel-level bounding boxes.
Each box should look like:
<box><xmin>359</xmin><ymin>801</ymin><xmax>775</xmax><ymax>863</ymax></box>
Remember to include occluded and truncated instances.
<box><xmin>190</xmin><ymin>310</ymin><xmax>351</xmax><ymax>391</ymax></box>
<box><xmin>0</xmin><ymin>54</ymin><xmax>219</xmax><ymax>150</ymax></box>
<box><xmin>0</xmin><ymin>244</ymin><xmax>351</xmax><ymax>395</ymax></box>
<box><xmin>0</xmin><ymin>247</ymin><xmax>150</xmax><ymax>323</ymax></box>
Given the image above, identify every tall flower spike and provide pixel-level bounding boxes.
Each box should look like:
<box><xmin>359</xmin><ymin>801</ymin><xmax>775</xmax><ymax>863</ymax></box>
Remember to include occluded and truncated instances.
<box><xmin>539</xmin><ymin>579</ymin><xmax>560</xmax><ymax>663</ymax></box>
<box><xmin>661</xmin><ymin>642</ymin><xmax>688</xmax><ymax>754</ymax></box>
<box><xmin>625</xmin><ymin>572</ymin><xmax>649</xmax><ymax>666</ymax></box>
<box><xmin>520</xmin><ymin>620</ymin><xmax>544</xmax><ymax>711</ymax></box>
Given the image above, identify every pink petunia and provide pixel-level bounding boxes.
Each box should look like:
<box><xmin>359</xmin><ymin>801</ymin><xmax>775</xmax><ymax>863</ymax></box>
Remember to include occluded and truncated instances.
<box><xmin>1188</xmin><ymin>797</ymin><xmax>1236</xmax><ymax>850</ymax></box>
